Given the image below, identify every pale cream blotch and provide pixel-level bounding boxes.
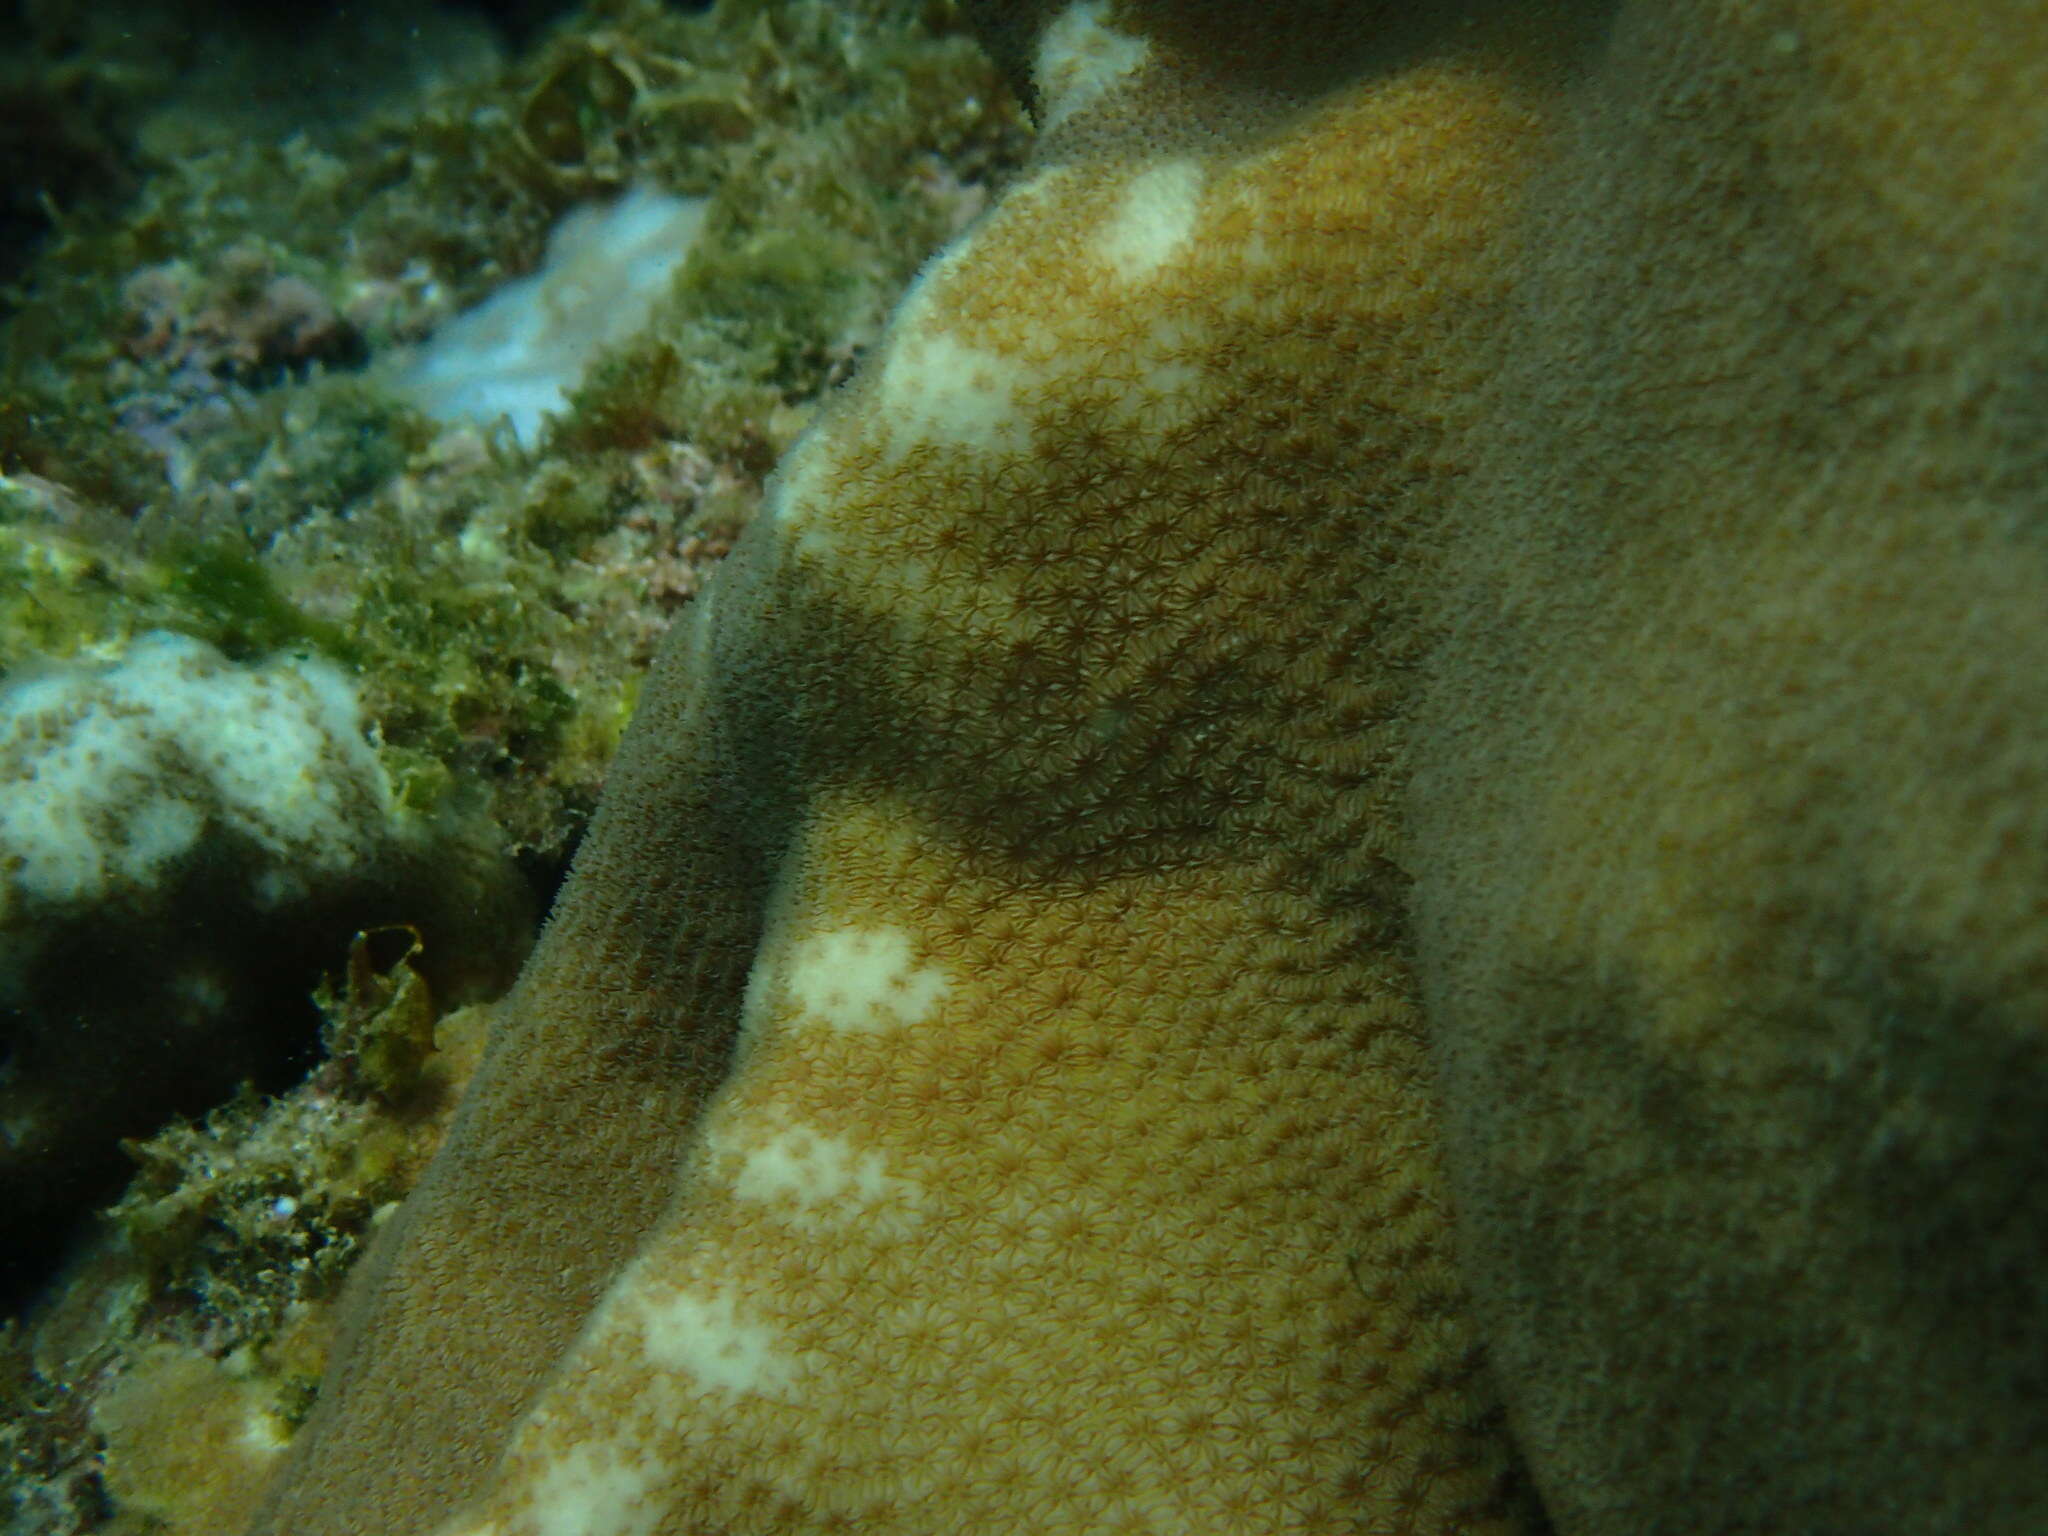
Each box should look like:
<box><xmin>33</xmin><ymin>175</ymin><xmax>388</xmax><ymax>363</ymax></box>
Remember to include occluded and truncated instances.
<box><xmin>515</xmin><ymin>1441</ymin><xmax>666</xmax><ymax>1536</ymax></box>
<box><xmin>767</xmin><ymin>210</ymin><xmax>1040</xmax><ymax>558</ymax></box>
<box><xmin>1086</xmin><ymin>161</ymin><xmax>1216</xmax><ymax>429</ymax></box>
<box><xmin>753</xmin><ymin>428</ymin><xmax>841</xmax><ymax>551</ymax></box>
<box><xmin>1092</xmin><ymin>159</ymin><xmax>1205</xmax><ymax>284</ymax></box>
<box><xmin>706</xmin><ymin>1109</ymin><xmax>924</xmax><ymax>1232</ymax></box>
<box><xmin>634</xmin><ymin>1286</ymin><xmax>795</xmax><ymax>1398</ymax></box>
<box><xmin>782</xmin><ymin>925</ymin><xmax>950</xmax><ymax>1033</ymax></box>
<box><xmin>535</xmin><ymin>1253</ymin><xmax>798</xmax><ymax>1413</ymax></box>
<box><xmin>430</xmin><ymin>1437</ymin><xmax>665</xmax><ymax>1536</ymax></box>
<box><xmin>870</xmin><ymin>262</ymin><xmax>1038</xmax><ymax>460</ymax></box>
<box><xmin>1034</xmin><ymin>0</ymin><xmax>1152</xmax><ymax>131</ymax></box>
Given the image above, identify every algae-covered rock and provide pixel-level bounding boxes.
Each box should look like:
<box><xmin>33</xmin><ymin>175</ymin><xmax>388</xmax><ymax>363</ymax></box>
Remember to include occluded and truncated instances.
<box><xmin>0</xmin><ymin>632</ymin><xmax>527</xmax><ymax>1290</ymax></box>
<box><xmin>3</xmin><ymin>971</ymin><xmax>493</xmax><ymax>1536</ymax></box>
<box><xmin>0</xmin><ymin>0</ymin><xmax>1028</xmax><ymax>1528</ymax></box>
<box><xmin>0</xmin><ymin>0</ymin><xmax>1023</xmax><ymax>1295</ymax></box>
<box><xmin>2</xmin><ymin>0</ymin><xmax>1025</xmax><ymax>867</ymax></box>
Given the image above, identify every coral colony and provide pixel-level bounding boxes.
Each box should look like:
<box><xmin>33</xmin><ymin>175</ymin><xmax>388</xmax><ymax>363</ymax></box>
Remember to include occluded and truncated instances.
<box><xmin>3</xmin><ymin>3</ymin><xmax>2046</xmax><ymax>1535</ymax></box>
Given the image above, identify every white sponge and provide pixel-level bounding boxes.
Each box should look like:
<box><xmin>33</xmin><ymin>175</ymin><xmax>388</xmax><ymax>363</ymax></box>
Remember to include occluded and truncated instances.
<box><xmin>388</xmin><ymin>185</ymin><xmax>710</xmax><ymax>446</ymax></box>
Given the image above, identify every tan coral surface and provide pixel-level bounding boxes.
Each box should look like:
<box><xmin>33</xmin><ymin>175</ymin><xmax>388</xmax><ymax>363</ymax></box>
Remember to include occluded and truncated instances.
<box><xmin>1409</xmin><ymin>4</ymin><xmax>2048</xmax><ymax>1530</ymax></box>
<box><xmin>249</xmin><ymin>2</ymin><xmax>2048</xmax><ymax>1534</ymax></box>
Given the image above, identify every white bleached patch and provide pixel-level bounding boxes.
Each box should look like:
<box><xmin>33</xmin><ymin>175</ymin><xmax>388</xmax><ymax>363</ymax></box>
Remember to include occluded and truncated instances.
<box><xmin>738</xmin><ymin>932</ymin><xmax>780</xmax><ymax>1037</ymax></box>
<box><xmin>759</xmin><ymin>431</ymin><xmax>831</xmax><ymax>532</ymax></box>
<box><xmin>875</xmin><ymin>323</ymin><xmax>1032</xmax><ymax>458</ymax></box>
<box><xmin>711</xmin><ymin>1117</ymin><xmax>923</xmax><ymax>1223</ymax></box>
<box><xmin>637</xmin><ymin>1288</ymin><xmax>792</xmax><ymax>1398</ymax></box>
<box><xmin>1035</xmin><ymin>1</ymin><xmax>1152</xmax><ymax>131</ymax></box>
<box><xmin>237</xmin><ymin>1401</ymin><xmax>291</xmax><ymax>1454</ymax></box>
<box><xmin>1094</xmin><ymin>160</ymin><xmax>1204</xmax><ymax>284</ymax></box>
<box><xmin>785</xmin><ymin>925</ymin><xmax>949</xmax><ymax>1032</ymax></box>
<box><xmin>762</xmin><ymin>170</ymin><xmax>1080</xmax><ymax>551</ymax></box>
<box><xmin>521</xmin><ymin>1442</ymin><xmax>663</xmax><ymax>1536</ymax></box>
<box><xmin>689</xmin><ymin>576</ymin><xmax>718</xmax><ymax>635</ymax></box>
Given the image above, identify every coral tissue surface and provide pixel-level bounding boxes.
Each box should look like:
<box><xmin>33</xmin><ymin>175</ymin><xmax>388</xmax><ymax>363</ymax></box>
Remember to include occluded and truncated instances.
<box><xmin>250</xmin><ymin>3</ymin><xmax>2048</xmax><ymax>1535</ymax></box>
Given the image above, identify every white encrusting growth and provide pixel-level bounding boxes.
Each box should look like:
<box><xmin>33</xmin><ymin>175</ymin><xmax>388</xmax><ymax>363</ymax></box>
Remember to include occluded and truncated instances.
<box><xmin>784</xmin><ymin>925</ymin><xmax>950</xmax><ymax>1032</ymax></box>
<box><xmin>1035</xmin><ymin>1</ymin><xmax>1152</xmax><ymax>131</ymax></box>
<box><xmin>1094</xmin><ymin>160</ymin><xmax>1205</xmax><ymax>283</ymax></box>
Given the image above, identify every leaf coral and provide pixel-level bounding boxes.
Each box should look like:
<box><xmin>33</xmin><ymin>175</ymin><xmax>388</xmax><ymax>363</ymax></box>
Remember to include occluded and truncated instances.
<box><xmin>250</xmin><ymin>2</ymin><xmax>2048</xmax><ymax>1534</ymax></box>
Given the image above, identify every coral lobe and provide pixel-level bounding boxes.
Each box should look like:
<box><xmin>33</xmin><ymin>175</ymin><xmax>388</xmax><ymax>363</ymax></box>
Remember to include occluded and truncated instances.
<box><xmin>251</xmin><ymin>2</ymin><xmax>2048</xmax><ymax>1534</ymax></box>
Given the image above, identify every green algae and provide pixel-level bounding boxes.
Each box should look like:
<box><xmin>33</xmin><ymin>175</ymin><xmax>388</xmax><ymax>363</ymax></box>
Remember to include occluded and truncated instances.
<box><xmin>150</xmin><ymin>542</ymin><xmax>363</xmax><ymax>666</ymax></box>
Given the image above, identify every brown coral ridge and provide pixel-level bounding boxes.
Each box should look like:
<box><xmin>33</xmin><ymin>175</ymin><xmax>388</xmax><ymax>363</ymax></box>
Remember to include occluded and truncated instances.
<box><xmin>1409</xmin><ymin>4</ymin><xmax>2048</xmax><ymax>1532</ymax></box>
<box><xmin>249</xmin><ymin>2</ymin><xmax>2048</xmax><ymax>1534</ymax></box>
